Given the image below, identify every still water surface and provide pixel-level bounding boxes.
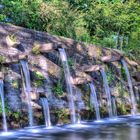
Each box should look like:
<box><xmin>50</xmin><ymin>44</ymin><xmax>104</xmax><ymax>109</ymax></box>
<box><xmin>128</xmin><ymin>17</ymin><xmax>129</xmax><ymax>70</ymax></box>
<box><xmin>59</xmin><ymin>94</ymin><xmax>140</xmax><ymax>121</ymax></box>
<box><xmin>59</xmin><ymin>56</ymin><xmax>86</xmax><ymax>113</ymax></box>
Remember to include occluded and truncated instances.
<box><xmin>1</xmin><ymin>123</ymin><xmax>140</xmax><ymax>140</ymax></box>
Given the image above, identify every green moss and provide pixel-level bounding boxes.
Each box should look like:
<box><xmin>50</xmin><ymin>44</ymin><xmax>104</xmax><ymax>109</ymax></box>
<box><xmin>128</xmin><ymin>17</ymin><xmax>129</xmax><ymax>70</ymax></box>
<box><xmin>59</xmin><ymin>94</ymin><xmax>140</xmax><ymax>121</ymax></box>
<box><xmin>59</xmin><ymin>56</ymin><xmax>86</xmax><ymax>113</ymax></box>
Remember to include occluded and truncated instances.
<box><xmin>14</xmin><ymin>112</ymin><xmax>20</xmax><ymax>119</ymax></box>
<box><xmin>32</xmin><ymin>42</ymin><xmax>40</xmax><ymax>55</ymax></box>
<box><xmin>106</xmin><ymin>70</ymin><xmax>115</xmax><ymax>85</ymax></box>
<box><xmin>0</xmin><ymin>55</ymin><xmax>6</xmax><ymax>64</ymax></box>
<box><xmin>34</xmin><ymin>80</ymin><xmax>44</xmax><ymax>87</ymax></box>
<box><xmin>12</xmin><ymin>80</ymin><xmax>18</xmax><ymax>89</ymax></box>
<box><xmin>9</xmin><ymin>34</ymin><xmax>17</xmax><ymax>42</ymax></box>
<box><xmin>52</xmin><ymin>81</ymin><xmax>64</xmax><ymax>96</ymax></box>
<box><xmin>68</xmin><ymin>58</ymin><xmax>74</xmax><ymax>68</ymax></box>
<box><xmin>33</xmin><ymin>71</ymin><xmax>45</xmax><ymax>87</ymax></box>
<box><xmin>55</xmin><ymin>108</ymin><xmax>69</xmax><ymax>123</ymax></box>
<box><xmin>118</xmin><ymin>103</ymin><xmax>127</xmax><ymax>115</ymax></box>
<box><xmin>121</xmin><ymin>67</ymin><xmax>127</xmax><ymax>81</ymax></box>
<box><xmin>35</xmin><ymin>71</ymin><xmax>45</xmax><ymax>80</ymax></box>
<box><xmin>0</xmin><ymin>101</ymin><xmax>10</xmax><ymax>115</ymax></box>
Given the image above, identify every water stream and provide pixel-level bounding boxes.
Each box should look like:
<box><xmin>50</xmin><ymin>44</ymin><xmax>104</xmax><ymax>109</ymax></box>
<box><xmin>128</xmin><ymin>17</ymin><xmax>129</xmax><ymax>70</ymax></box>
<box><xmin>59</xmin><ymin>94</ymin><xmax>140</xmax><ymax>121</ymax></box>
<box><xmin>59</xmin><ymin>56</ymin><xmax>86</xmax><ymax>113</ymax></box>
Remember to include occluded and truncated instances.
<box><xmin>0</xmin><ymin>79</ymin><xmax>8</xmax><ymax>131</ymax></box>
<box><xmin>20</xmin><ymin>60</ymin><xmax>34</xmax><ymax>126</ymax></box>
<box><xmin>89</xmin><ymin>82</ymin><xmax>101</xmax><ymax>120</ymax></box>
<box><xmin>59</xmin><ymin>48</ymin><xmax>76</xmax><ymax>124</ymax></box>
<box><xmin>100</xmin><ymin>69</ymin><xmax>113</xmax><ymax>117</ymax></box>
<box><xmin>112</xmin><ymin>96</ymin><xmax>117</xmax><ymax>117</ymax></box>
<box><xmin>40</xmin><ymin>98</ymin><xmax>51</xmax><ymax>127</ymax></box>
<box><xmin>121</xmin><ymin>59</ymin><xmax>137</xmax><ymax>115</ymax></box>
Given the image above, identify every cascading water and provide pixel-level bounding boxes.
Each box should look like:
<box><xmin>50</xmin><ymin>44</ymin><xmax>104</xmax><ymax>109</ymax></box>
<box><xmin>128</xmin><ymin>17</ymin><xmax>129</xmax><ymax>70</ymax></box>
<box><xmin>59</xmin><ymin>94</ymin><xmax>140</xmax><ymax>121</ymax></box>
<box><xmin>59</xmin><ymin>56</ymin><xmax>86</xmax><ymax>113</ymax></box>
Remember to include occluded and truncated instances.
<box><xmin>20</xmin><ymin>60</ymin><xmax>34</xmax><ymax>126</ymax></box>
<box><xmin>75</xmin><ymin>87</ymin><xmax>85</xmax><ymax>124</ymax></box>
<box><xmin>40</xmin><ymin>98</ymin><xmax>51</xmax><ymax>127</ymax></box>
<box><xmin>38</xmin><ymin>55</ymin><xmax>53</xmax><ymax>99</ymax></box>
<box><xmin>59</xmin><ymin>48</ymin><xmax>76</xmax><ymax>124</ymax></box>
<box><xmin>100</xmin><ymin>68</ymin><xmax>113</xmax><ymax>117</ymax></box>
<box><xmin>121</xmin><ymin>59</ymin><xmax>137</xmax><ymax>115</ymax></box>
<box><xmin>112</xmin><ymin>97</ymin><xmax>117</xmax><ymax>117</ymax></box>
<box><xmin>89</xmin><ymin>82</ymin><xmax>101</xmax><ymax>120</ymax></box>
<box><xmin>0</xmin><ymin>79</ymin><xmax>8</xmax><ymax>131</ymax></box>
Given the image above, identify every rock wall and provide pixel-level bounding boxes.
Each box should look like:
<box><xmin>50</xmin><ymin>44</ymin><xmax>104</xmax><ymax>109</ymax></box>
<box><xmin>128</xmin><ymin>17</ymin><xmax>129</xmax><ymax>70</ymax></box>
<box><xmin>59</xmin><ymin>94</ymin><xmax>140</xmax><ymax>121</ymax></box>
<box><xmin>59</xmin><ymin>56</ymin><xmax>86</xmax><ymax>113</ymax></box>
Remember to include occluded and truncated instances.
<box><xmin>0</xmin><ymin>23</ymin><xmax>139</xmax><ymax>129</ymax></box>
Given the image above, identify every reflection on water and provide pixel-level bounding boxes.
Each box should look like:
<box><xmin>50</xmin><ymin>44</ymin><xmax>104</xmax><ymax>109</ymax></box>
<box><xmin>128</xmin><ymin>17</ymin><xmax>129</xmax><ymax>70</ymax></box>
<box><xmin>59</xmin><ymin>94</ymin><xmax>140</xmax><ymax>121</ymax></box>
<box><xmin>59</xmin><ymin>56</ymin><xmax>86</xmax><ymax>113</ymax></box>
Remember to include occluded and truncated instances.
<box><xmin>1</xmin><ymin>124</ymin><xmax>140</xmax><ymax>140</ymax></box>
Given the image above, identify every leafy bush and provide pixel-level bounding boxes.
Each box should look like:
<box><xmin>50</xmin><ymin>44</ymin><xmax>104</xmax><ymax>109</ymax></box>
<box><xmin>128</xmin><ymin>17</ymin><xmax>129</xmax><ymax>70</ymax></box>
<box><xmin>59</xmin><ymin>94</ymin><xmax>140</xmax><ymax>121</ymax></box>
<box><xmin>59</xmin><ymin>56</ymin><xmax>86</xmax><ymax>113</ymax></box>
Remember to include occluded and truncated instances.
<box><xmin>0</xmin><ymin>0</ymin><xmax>139</xmax><ymax>59</ymax></box>
<box><xmin>52</xmin><ymin>81</ymin><xmax>64</xmax><ymax>96</ymax></box>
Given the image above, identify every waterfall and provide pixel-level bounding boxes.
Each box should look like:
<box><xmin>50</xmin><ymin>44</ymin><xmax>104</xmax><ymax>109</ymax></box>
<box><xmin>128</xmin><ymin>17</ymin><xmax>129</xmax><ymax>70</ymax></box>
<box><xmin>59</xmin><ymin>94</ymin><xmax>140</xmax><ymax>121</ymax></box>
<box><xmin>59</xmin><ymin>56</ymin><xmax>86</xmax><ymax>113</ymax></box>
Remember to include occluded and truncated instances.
<box><xmin>89</xmin><ymin>82</ymin><xmax>101</xmax><ymax>120</ymax></box>
<box><xmin>59</xmin><ymin>48</ymin><xmax>76</xmax><ymax>124</ymax></box>
<box><xmin>100</xmin><ymin>69</ymin><xmax>113</xmax><ymax>117</ymax></box>
<box><xmin>40</xmin><ymin>98</ymin><xmax>51</xmax><ymax>127</ymax></box>
<box><xmin>20</xmin><ymin>60</ymin><xmax>34</xmax><ymax>126</ymax></box>
<box><xmin>121</xmin><ymin>59</ymin><xmax>137</xmax><ymax>115</ymax></box>
<box><xmin>112</xmin><ymin>97</ymin><xmax>117</xmax><ymax>117</ymax></box>
<box><xmin>0</xmin><ymin>79</ymin><xmax>8</xmax><ymax>131</ymax></box>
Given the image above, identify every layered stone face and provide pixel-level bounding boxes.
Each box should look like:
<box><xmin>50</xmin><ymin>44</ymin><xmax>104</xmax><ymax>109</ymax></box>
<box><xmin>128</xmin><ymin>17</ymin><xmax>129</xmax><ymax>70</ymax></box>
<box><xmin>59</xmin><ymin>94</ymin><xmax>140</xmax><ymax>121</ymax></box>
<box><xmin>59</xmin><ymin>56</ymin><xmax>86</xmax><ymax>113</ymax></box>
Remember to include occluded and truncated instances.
<box><xmin>0</xmin><ymin>23</ymin><xmax>139</xmax><ymax>128</ymax></box>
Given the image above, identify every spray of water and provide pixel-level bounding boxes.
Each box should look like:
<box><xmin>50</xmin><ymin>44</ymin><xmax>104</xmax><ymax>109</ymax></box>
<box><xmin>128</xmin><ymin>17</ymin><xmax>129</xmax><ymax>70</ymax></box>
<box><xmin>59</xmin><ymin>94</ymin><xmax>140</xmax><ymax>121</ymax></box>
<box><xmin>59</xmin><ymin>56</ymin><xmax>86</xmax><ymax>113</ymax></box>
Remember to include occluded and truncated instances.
<box><xmin>20</xmin><ymin>60</ymin><xmax>34</xmax><ymax>126</ymax></box>
<box><xmin>89</xmin><ymin>82</ymin><xmax>101</xmax><ymax>120</ymax></box>
<box><xmin>59</xmin><ymin>48</ymin><xmax>76</xmax><ymax>124</ymax></box>
<box><xmin>100</xmin><ymin>68</ymin><xmax>113</xmax><ymax>117</ymax></box>
<box><xmin>0</xmin><ymin>79</ymin><xmax>8</xmax><ymax>131</ymax></box>
<box><xmin>121</xmin><ymin>59</ymin><xmax>137</xmax><ymax>115</ymax></box>
<box><xmin>40</xmin><ymin>98</ymin><xmax>51</xmax><ymax>127</ymax></box>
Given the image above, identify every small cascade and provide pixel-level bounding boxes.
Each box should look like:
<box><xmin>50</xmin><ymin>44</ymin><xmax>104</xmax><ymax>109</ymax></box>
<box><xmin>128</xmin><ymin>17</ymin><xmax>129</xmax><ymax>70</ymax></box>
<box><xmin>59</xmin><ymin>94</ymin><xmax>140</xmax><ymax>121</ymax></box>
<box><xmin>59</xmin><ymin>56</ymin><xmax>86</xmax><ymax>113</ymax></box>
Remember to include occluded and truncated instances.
<box><xmin>0</xmin><ymin>79</ymin><xmax>8</xmax><ymax>131</ymax></box>
<box><xmin>40</xmin><ymin>98</ymin><xmax>51</xmax><ymax>127</ymax></box>
<box><xmin>75</xmin><ymin>87</ymin><xmax>85</xmax><ymax>124</ymax></box>
<box><xmin>112</xmin><ymin>96</ymin><xmax>117</xmax><ymax>117</ymax></box>
<box><xmin>100</xmin><ymin>69</ymin><xmax>113</xmax><ymax>117</ymax></box>
<box><xmin>20</xmin><ymin>60</ymin><xmax>34</xmax><ymax>126</ymax></box>
<box><xmin>89</xmin><ymin>82</ymin><xmax>101</xmax><ymax>120</ymax></box>
<box><xmin>121</xmin><ymin>59</ymin><xmax>137</xmax><ymax>115</ymax></box>
<box><xmin>76</xmin><ymin>111</ymin><xmax>81</xmax><ymax>124</ymax></box>
<box><xmin>59</xmin><ymin>48</ymin><xmax>76</xmax><ymax>124</ymax></box>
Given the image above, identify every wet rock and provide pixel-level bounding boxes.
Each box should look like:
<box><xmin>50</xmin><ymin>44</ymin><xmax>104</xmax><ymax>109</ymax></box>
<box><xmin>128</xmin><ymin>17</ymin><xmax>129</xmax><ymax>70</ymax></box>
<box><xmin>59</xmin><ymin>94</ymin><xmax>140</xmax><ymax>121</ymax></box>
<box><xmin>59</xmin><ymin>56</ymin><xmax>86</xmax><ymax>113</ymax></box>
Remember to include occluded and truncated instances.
<box><xmin>125</xmin><ymin>57</ymin><xmax>138</xmax><ymax>67</ymax></box>
<box><xmin>101</xmin><ymin>55</ymin><xmax>121</xmax><ymax>62</ymax></box>
<box><xmin>4</xmin><ymin>66</ymin><xmax>22</xmax><ymax>111</ymax></box>
<box><xmin>32</xmin><ymin>42</ymin><xmax>58</xmax><ymax>53</ymax></box>
<box><xmin>132</xmin><ymin>71</ymin><xmax>140</xmax><ymax>82</ymax></box>
<box><xmin>80</xmin><ymin>65</ymin><xmax>102</xmax><ymax>72</ymax></box>
<box><xmin>48</xmin><ymin>96</ymin><xmax>67</xmax><ymax>109</ymax></box>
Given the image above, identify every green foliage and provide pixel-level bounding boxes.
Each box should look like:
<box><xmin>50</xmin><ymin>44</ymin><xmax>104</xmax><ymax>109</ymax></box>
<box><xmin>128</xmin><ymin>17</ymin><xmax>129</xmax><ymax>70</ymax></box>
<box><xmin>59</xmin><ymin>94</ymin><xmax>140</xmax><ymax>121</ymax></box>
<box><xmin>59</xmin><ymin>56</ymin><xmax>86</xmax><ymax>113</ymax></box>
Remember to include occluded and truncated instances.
<box><xmin>34</xmin><ymin>71</ymin><xmax>45</xmax><ymax>80</ymax></box>
<box><xmin>52</xmin><ymin>81</ymin><xmax>64</xmax><ymax>96</ymax></box>
<box><xmin>0</xmin><ymin>101</ymin><xmax>10</xmax><ymax>115</ymax></box>
<box><xmin>0</xmin><ymin>0</ymin><xmax>139</xmax><ymax>59</ymax></box>
<box><xmin>33</xmin><ymin>71</ymin><xmax>45</xmax><ymax>87</ymax></box>
<box><xmin>106</xmin><ymin>70</ymin><xmax>115</xmax><ymax>84</ymax></box>
<box><xmin>85</xmin><ymin>1</ymin><xmax>140</xmax><ymax>36</ymax></box>
<box><xmin>12</xmin><ymin>80</ymin><xmax>18</xmax><ymax>89</ymax></box>
<box><xmin>118</xmin><ymin>103</ymin><xmax>127</xmax><ymax>115</ymax></box>
<box><xmin>13</xmin><ymin>111</ymin><xmax>20</xmax><ymax>119</ymax></box>
<box><xmin>124</xmin><ymin>32</ymin><xmax>140</xmax><ymax>60</ymax></box>
<box><xmin>0</xmin><ymin>0</ymin><xmax>79</xmax><ymax>38</ymax></box>
<box><xmin>0</xmin><ymin>55</ymin><xmax>6</xmax><ymax>64</ymax></box>
<box><xmin>0</xmin><ymin>14</ymin><xmax>6</xmax><ymax>21</ymax></box>
<box><xmin>34</xmin><ymin>80</ymin><xmax>43</xmax><ymax>87</ymax></box>
<box><xmin>55</xmin><ymin>108</ymin><xmax>69</xmax><ymax>123</ymax></box>
<box><xmin>68</xmin><ymin>58</ymin><xmax>74</xmax><ymax>69</ymax></box>
<box><xmin>8</xmin><ymin>34</ymin><xmax>17</xmax><ymax>42</ymax></box>
<box><xmin>121</xmin><ymin>66</ymin><xmax>127</xmax><ymax>81</ymax></box>
<box><xmin>32</xmin><ymin>43</ymin><xmax>40</xmax><ymax>55</ymax></box>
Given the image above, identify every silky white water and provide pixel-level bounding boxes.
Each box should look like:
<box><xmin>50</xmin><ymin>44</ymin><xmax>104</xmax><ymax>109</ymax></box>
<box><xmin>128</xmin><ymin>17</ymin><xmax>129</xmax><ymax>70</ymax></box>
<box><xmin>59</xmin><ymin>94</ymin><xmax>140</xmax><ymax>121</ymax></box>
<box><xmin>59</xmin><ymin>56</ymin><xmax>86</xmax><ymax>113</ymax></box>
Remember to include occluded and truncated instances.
<box><xmin>59</xmin><ymin>48</ymin><xmax>76</xmax><ymax>124</ymax></box>
<box><xmin>0</xmin><ymin>79</ymin><xmax>8</xmax><ymax>131</ymax></box>
<box><xmin>100</xmin><ymin>69</ymin><xmax>113</xmax><ymax>117</ymax></box>
<box><xmin>121</xmin><ymin>59</ymin><xmax>137</xmax><ymax>115</ymax></box>
<box><xmin>40</xmin><ymin>98</ymin><xmax>51</xmax><ymax>127</ymax></box>
<box><xmin>20</xmin><ymin>60</ymin><xmax>33</xmax><ymax>126</ymax></box>
<box><xmin>89</xmin><ymin>82</ymin><xmax>101</xmax><ymax>120</ymax></box>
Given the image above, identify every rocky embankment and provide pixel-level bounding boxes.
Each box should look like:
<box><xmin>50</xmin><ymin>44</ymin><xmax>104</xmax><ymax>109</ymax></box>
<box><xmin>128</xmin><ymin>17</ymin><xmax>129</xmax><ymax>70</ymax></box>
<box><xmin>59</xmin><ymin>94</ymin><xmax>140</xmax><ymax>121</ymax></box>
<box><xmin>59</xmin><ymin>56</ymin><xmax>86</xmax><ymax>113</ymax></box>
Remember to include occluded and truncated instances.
<box><xmin>0</xmin><ymin>23</ymin><xmax>139</xmax><ymax>129</ymax></box>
